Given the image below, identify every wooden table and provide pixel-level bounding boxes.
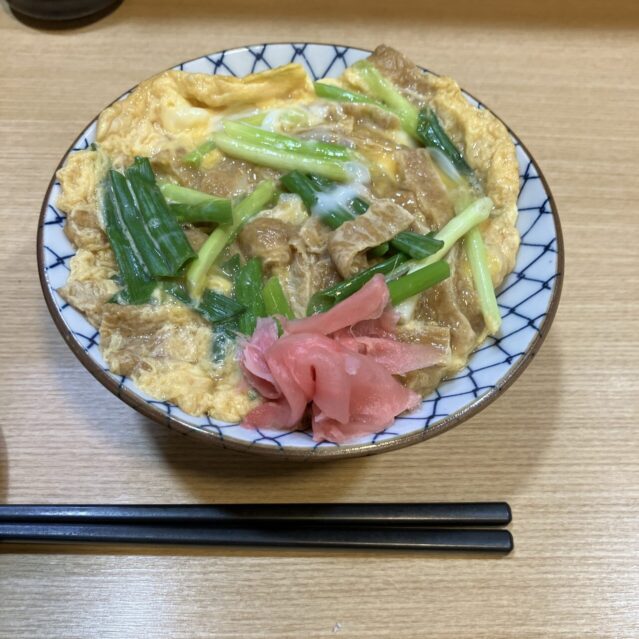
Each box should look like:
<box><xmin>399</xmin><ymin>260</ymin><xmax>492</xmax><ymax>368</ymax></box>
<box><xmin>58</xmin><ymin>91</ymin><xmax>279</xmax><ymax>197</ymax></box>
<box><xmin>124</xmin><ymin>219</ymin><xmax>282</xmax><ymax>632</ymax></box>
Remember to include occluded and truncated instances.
<box><xmin>1</xmin><ymin>1</ymin><xmax>638</xmax><ymax>636</ymax></box>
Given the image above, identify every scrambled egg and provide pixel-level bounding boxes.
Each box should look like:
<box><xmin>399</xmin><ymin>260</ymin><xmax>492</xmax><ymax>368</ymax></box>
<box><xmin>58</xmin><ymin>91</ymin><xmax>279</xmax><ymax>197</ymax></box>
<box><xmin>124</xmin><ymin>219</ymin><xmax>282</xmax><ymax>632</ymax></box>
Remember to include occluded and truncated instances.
<box><xmin>96</xmin><ymin>64</ymin><xmax>314</xmax><ymax>166</ymax></box>
<box><xmin>99</xmin><ymin>302</ymin><xmax>259</xmax><ymax>422</ymax></box>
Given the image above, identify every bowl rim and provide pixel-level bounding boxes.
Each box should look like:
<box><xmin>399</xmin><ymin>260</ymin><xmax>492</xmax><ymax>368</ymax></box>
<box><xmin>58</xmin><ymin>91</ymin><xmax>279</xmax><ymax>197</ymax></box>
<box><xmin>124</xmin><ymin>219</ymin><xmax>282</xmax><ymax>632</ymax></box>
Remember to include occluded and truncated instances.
<box><xmin>37</xmin><ymin>41</ymin><xmax>564</xmax><ymax>460</ymax></box>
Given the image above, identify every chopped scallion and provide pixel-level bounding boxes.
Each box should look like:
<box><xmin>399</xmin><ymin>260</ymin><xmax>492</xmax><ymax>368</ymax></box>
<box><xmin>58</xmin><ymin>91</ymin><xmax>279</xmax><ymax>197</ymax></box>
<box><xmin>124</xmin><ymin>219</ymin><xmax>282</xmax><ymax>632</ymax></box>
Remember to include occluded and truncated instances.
<box><xmin>234</xmin><ymin>257</ymin><xmax>266</xmax><ymax>335</ymax></box>
<box><xmin>169</xmin><ymin>200</ymin><xmax>232</xmax><ymax>225</ymax></box>
<box><xmin>212</xmin><ymin>132</ymin><xmax>350</xmax><ymax>182</ymax></box>
<box><xmin>314</xmin><ymin>81</ymin><xmax>386</xmax><ymax>108</ymax></box>
<box><xmin>387</xmin><ymin>260</ymin><xmax>450</xmax><ymax>305</ymax></box>
<box><xmin>263</xmin><ymin>276</ymin><xmax>294</xmax><ymax>319</ymax></box>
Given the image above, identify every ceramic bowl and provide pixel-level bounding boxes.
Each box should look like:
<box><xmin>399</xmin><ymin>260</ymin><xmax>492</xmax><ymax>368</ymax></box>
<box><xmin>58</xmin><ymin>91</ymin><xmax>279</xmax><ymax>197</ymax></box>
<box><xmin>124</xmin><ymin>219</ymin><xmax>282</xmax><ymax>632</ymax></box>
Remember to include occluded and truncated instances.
<box><xmin>38</xmin><ymin>43</ymin><xmax>564</xmax><ymax>460</ymax></box>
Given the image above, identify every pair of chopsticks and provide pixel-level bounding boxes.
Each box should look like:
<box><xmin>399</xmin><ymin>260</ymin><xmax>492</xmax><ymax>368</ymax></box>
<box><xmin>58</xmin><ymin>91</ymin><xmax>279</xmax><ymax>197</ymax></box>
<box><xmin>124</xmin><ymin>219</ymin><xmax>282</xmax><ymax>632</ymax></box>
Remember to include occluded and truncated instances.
<box><xmin>0</xmin><ymin>503</ymin><xmax>513</xmax><ymax>552</ymax></box>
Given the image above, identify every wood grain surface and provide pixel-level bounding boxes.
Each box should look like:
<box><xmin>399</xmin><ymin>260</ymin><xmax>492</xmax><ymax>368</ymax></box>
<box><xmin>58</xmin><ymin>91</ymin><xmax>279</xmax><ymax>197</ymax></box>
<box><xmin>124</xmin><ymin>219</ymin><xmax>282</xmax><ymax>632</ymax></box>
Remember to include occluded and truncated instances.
<box><xmin>1</xmin><ymin>1</ymin><xmax>638</xmax><ymax>637</ymax></box>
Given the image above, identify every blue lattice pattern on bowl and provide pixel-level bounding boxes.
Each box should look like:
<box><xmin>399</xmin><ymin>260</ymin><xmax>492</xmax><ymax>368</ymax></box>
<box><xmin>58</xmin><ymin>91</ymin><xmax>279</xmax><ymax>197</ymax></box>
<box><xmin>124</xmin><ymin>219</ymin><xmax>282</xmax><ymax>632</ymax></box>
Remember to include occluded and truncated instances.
<box><xmin>39</xmin><ymin>43</ymin><xmax>562</xmax><ymax>458</ymax></box>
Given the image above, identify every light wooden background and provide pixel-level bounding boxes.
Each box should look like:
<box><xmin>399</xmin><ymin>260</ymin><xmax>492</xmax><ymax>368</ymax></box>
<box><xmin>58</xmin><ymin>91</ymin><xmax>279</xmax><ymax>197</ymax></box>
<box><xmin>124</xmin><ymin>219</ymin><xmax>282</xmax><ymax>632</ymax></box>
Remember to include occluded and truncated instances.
<box><xmin>1</xmin><ymin>1</ymin><xmax>638</xmax><ymax>637</ymax></box>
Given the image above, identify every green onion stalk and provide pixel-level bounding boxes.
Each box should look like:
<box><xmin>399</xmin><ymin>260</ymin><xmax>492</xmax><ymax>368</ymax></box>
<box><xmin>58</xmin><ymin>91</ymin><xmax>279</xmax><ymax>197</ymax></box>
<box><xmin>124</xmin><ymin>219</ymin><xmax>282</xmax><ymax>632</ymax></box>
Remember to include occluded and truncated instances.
<box><xmin>223</xmin><ymin>121</ymin><xmax>352</xmax><ymax>162</ymax></box>
<box><xmin>185</xmin><ymin>180</ymin><xmax>278</xmax><ymax>298</ymax></box>
<box><xmin>234</xmin><ymin>258</ymin><xmax>266</xmax><ymax>335</ymax></box>
<box><xmin>263</xmin><ymin>276</ymin><xmax>294</xmax><ymax>319</ymax></box>
<box><xmin>314</xmin><ymin>81</ymin><xmax>386</xmax><ymax>108</ymax></box>
<box><xmin>163</xmin><ymin>281</ymin><xmax>245</xmax><ymax>325</ymax></box>
<box><xmin>212</xmin><ymin>132</ymin><xmax>351</xmax><ymax>182</ymax></box>
<box><xmin>102</xmin><ymin>157</ymin><xmax>196</xmax><ymax>303</ymax></box>
<box><xmin>182</xmin><ymin>140</ymin><xmax>217</xmax><ymax>168</ymax></box>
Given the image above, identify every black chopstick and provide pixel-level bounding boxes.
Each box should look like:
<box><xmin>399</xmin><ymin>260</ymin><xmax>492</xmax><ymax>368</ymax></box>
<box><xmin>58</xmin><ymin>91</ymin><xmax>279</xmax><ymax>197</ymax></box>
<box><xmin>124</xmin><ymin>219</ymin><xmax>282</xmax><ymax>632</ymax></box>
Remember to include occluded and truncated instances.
<box><xmin>0</xmin><ymin>522</ymin><xmax>513</xmax><ymax>552</ymax></box>
<box><xmin>0</xmin><ymin>503</ymin><xmax>513</xmax><ymax>552</ymax></box>
<box><xmin>0</xmin><ymin>502</ymin><xmax>511</xmax><ymax>527</ymax></box>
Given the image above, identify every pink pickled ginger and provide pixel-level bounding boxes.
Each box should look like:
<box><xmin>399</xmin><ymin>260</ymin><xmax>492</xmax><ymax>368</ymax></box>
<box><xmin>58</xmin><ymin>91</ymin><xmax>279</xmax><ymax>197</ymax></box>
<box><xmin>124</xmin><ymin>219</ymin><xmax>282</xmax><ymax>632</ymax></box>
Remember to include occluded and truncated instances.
<box><xmin>281</xmin><ymin>273</ymin><xmax>389</xmax><ymax>336</ymax></box>
<box><xmin>239</xmin><ymin>274</ymin><xmax>446</xmax><ymax>443</ymax></box>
